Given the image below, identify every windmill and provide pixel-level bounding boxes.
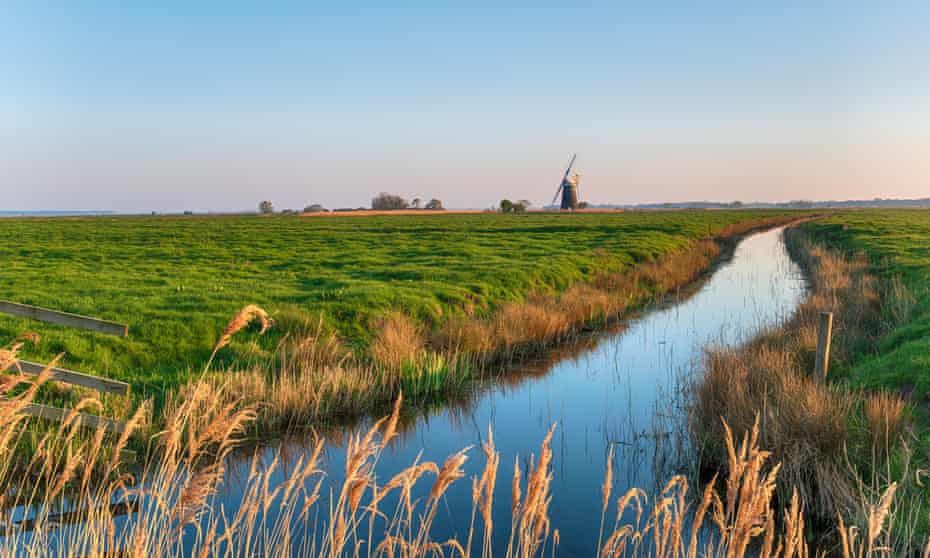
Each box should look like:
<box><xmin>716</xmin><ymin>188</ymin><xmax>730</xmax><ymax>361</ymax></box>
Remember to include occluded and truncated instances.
<box><xmin>551</xmin><ymin>154</ymin><xmax>580</xmax><ymax>210</ymax></box>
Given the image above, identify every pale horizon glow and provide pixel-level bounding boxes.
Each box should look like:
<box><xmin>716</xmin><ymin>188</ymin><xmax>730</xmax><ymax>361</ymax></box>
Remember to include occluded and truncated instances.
<box><xmin>2</xmin><ymin>2</ymin><xmax>929</xmax><ymax>212</ymax></box>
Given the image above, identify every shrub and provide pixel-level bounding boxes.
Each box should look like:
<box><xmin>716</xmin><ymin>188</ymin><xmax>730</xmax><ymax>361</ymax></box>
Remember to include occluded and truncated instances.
<box><xmin>371</xmin><ymin>193</ymin><xmax>409</xmax><ymax>210</ymax></box>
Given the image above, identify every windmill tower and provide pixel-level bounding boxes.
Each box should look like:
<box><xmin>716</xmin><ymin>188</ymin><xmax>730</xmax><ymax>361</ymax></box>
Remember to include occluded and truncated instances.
<box><xmin>551</xmin><ymin>154</ymin><xmax>580</xmax><ymax>210</ymax></box>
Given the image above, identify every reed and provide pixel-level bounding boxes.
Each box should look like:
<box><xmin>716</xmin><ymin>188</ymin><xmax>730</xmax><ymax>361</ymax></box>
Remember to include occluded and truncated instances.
<box><xmin>1</xmin><ymin>369</ymin><xmax>916</xmax><ymax>557</ymax></box>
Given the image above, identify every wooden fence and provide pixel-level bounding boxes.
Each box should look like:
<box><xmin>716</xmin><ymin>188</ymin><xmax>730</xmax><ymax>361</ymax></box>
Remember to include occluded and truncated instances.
<box><xmin>1</xmin><ymin>300</ymin><xmax>131</xmax><ymax>433</ymax></box>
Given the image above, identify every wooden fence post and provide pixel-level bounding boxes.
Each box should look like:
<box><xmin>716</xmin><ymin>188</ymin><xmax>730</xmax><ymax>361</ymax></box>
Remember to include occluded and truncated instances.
<box><xmin>814</xmin><ymin>311</ymin><xmax>833</xmax><ymax>382</ymax></box>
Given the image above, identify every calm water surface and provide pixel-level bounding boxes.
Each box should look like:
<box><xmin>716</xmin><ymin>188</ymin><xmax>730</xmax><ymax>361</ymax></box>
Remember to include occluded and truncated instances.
<box><xmin>207</xmin><ymin>226</ymin><xmax>807</xmax><ymax>557</ymax></box>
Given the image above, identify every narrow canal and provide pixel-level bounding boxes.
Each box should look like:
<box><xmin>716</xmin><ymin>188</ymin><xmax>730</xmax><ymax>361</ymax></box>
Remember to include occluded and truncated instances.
<box><xmin>210</xmin><ymin>225</ymin><xmax>807</xmax><ymax>557</ymax></box>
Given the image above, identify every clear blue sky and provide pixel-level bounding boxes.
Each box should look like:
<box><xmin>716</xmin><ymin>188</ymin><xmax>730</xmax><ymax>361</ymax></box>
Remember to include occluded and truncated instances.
<box><xmin>2</xmin><ymin>1</ymin><xmax>929</xmax><ymax>211</ymax></box>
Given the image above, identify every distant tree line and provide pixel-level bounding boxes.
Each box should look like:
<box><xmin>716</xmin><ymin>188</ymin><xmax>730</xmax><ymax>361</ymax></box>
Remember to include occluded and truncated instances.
<box><xmin>257</xmin><ymin>194</ymin><xmax>445</xmax><ymax>215</ymax></box>
<box><xmin>371</xmin><ymin>192</ymin><xmax>444</xmax><ymax>211</ymax></box>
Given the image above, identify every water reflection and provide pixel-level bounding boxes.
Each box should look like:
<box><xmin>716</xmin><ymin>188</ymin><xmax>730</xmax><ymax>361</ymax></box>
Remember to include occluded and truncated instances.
<box><xmin>218</xmin><ymin>226</ymin><xmax>806</xmax><ymax>557</ymax></box>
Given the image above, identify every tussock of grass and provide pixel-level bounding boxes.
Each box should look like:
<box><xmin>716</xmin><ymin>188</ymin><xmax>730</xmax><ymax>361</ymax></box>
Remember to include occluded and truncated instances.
<box><xmin>369</xmin><ymin>313</ymin><xmax>425</xmax><ymax>370</ymax></box>
<box><xmin>864</xmin><ymin>390</ymin><xmax>907</xmax><ymax>452</ymax></box>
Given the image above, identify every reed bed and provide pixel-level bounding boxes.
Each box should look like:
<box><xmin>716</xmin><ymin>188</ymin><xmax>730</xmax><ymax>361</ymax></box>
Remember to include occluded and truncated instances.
<box><xmin>0</xmin><ymin>368</ymin><xmax>918</xmax><ymax>557</ymax></box>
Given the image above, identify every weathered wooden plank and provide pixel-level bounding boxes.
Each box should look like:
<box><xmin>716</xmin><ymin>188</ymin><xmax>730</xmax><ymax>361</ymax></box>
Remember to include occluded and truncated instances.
<box><xmin>18</xmin><ymin>403</ymin><xmax>126</xmax><ymax>434</ymax></box>
<box><xmin>0</xmin><ymin>300</ymin><xmax>128</xmax><ymax>337</ymax></box>
<box><xmin>814</xmin><ymin>311</ymin><xmax>834</xmax><ymax>382</ymax></box>
<box><xmin>7</xmin><ymin>498</ymin><xmax>137</xmax><ymax>533</ymax></box>
<box><xmin>8</xmin><ymin>360</ymin><xmax>130</xmax><ymax>395</ymax></box>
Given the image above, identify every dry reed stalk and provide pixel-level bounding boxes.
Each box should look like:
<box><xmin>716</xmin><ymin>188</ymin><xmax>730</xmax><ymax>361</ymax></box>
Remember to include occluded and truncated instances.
<box><xmin>597</xmin><ymin>444</ymin><xmax>614</xmax><ymax>554</ymax></box>
<box><xmin>207</xmin><ymin>304</ymin><xmax>274</xmax><ymax>369</ymax></box>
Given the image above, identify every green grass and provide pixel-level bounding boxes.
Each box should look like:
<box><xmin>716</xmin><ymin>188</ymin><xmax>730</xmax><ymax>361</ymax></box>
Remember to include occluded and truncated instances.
<box><xmin>802</xmin><ymin>210</ymin><xmax>930</xmax><ymax>396</ymax></box>
<box><xmin>0</xmin><ymin>210</ymin><xmax>794</xmax><ymax>397</ymax></box>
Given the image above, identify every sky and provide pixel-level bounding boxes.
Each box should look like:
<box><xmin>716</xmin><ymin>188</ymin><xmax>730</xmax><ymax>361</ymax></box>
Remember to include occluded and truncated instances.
<box><xmin>2</xmin><ymin>1</ymin><xmax>929</xmax><ymax>212</ymax></box>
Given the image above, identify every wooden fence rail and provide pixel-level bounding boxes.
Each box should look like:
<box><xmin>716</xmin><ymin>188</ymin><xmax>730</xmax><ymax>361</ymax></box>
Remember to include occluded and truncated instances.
<box><xmin>19</xmin><ymin>403</ymin><xmax>126</xmax><ymax>434</ymax></box>
<box><xmin>0</xmin><ymin>300</ymin><xmax>128</xmax><ymax>337</ymax></box>
<box><xmin>11</xmin><ymin>360</ymin><xmax>130</xmax><ymax>395</ymax></box>
<box><xmin>1</xmin><ymin>300</ymin><xmax>132</xmax><ymax>434</ymax></box>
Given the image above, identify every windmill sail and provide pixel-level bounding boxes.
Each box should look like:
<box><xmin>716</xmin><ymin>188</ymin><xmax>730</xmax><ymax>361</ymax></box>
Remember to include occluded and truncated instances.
<box><xmin>552</xmin><ymin>154</ymin><xmax>579</xmax><ymax>210</ymax></box>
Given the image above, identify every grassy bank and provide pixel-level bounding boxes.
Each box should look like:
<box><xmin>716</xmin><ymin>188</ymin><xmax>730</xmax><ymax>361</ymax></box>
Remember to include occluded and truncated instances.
<box><xmin>692</xmin><ymin>221</ymin><xmax>928</xmax><ymax>551</ymax></box>
<box><xmin>193</xmin><ymin>214</ymin><xmax>809</xmax><ymax>434</ymax></box>
<box><xmin>0</xmin><ymin>211</ymin><xmax>800</xmax><ymax>419</ymax></box>
<box><xmin>799</xmin><ymin>210</ymin><xmax>930</xmax><ymax>397</ymax></box>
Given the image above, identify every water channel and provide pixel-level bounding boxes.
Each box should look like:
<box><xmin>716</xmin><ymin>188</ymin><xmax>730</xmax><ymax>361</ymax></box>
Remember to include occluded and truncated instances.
<box><xmin>209</xmin><ymin>225</ymin><xmax>808</xmax><ymax>557</ymax></box>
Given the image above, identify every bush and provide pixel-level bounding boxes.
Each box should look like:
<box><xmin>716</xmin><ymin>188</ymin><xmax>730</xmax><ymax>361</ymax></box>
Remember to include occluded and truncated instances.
<box><xmin>303</xmin><ymin>204</ymin><xmax>327</xmax><ymax>213</ymax></box>
<box><xmin>425</xmin><ymin>198</ymin><xmax>444</xmax><ymax>210</ymax></box>
<box><xmin>372</xmin><ymin>193</ymin><xmax>409</xmax><ymax>210</ymax></box>
<box><xmin>258</xmin><ymin>201</ymin><xmax>274</xmax><ymax>214</ymax></box>
<box><xmin>499</xmin><ymin>199</ymin><xmax>513</xmax><ymax>213</ymax></box>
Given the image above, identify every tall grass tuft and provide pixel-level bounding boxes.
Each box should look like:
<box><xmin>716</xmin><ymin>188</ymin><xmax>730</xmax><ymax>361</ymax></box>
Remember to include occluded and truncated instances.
<box><xmin>864</xmin><ymin>390</ymin><xmax>907</xmax><ymax>453</ymax></box>
<box><xmin>370</xmin><ymin>313</ymin><xmax>424</xmax><ymax>370</ymax></box>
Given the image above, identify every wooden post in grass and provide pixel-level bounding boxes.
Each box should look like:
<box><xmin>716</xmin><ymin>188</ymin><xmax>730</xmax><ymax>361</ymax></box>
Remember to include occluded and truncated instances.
<box><xmin>814</xmin><ymin>311</ymin><xmax>833</xmax><ymax>382</ymax></box>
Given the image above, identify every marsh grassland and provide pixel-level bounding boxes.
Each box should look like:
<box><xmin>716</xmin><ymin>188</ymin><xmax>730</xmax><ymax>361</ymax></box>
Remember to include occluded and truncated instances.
<box><xmin>4</xmin><ymin>209</ymin><xmax>930</xmax><ymax>556</ymax></box>
<box><xmin>0</xmin><ymin>211</ymin><xmax>797</xmax><ymax>421</ymax></box>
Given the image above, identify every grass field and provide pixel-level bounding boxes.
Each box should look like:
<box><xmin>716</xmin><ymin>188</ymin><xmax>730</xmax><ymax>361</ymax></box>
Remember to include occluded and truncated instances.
<box><xmin>0</xmin><ymin>211</ymin><xmax>796</xmax><ymax>398</ymax></box>
<box><xmin>802</xmin><ymin>210</ymin><xmax>930</xmax><ymax>396</ymax></box>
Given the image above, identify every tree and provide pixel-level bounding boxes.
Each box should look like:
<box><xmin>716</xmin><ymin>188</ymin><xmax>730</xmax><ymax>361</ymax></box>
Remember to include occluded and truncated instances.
<box><xmin>425</xmin><ymin>198</ymin><xmax>444</xmax><ymax>210</ymax></box>
<box><xmin>411</xmin><ymin>198</ymin><xmax>422</xmax><ymax>209</ymax></box>
<box><xmin>512</xmin><ymin>202</ymin><xmax>527</xmax><ymax>213</ymax></box>
<box><xmin>258</xmin><ymin>200</ymin><xmax>275</xmax><ymax>214</ymax></box>
<box><xmin>578</xmin><ymin>201</ymin><xmax>590</xmax><ymax>209</ymax></box>
<box><xmin>500</xmin><ymin>199</ymin><xmax>513</xmax><ymax>213</ymax></box>
<box><xmin>518</xmin><ymin>199</ymin><xmax>532</xmax><ymax>209</ymax></box>
<box><xmin>304</xmin><ymin>204</ymin><xmax>327</xmax><ymax>213</ymax></box>
<box><xmin>371</xmin><ymin>192</ymin><xmax>409</xmax><ymax>210</ymax></box>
